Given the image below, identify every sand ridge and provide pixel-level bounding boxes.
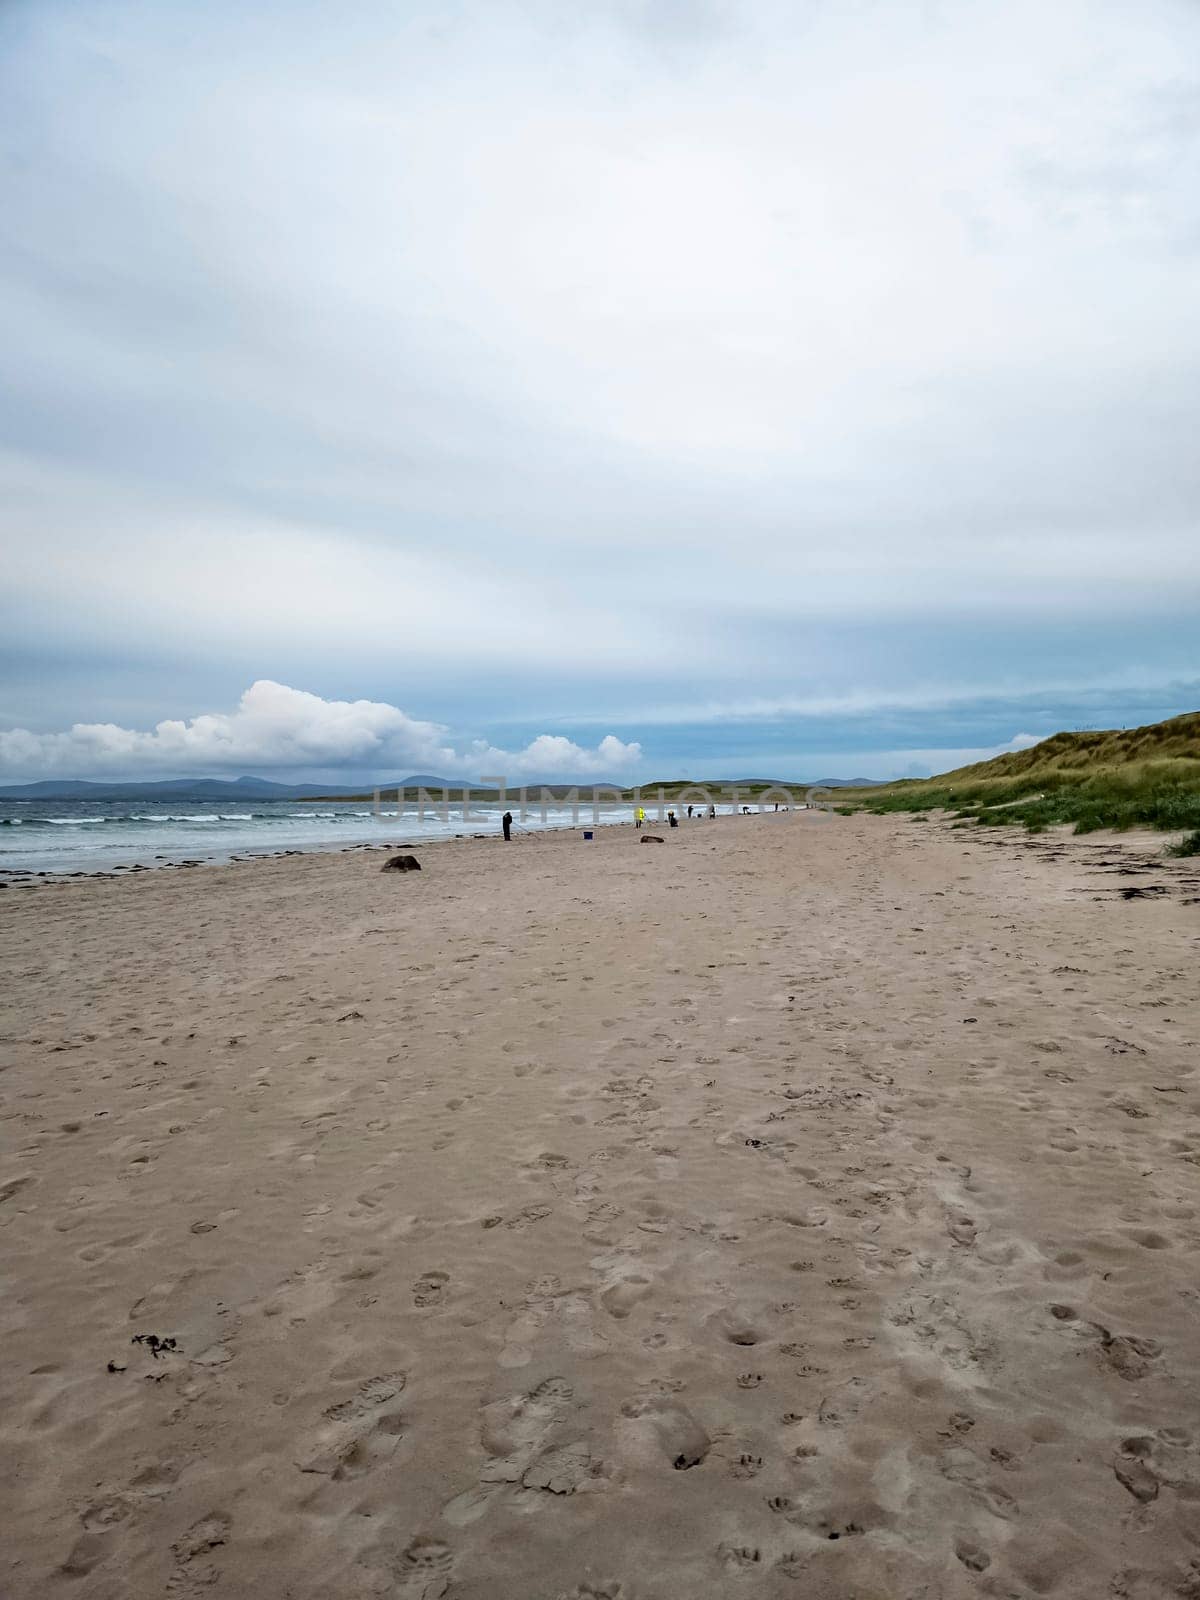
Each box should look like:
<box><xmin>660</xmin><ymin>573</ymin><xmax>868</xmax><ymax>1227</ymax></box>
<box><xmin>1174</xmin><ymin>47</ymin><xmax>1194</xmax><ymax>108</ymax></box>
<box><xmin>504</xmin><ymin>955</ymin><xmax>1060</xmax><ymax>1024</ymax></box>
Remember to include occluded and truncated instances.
<box><xmin>1</xmin><ymin>811</ymin><xmax>1199</xmax><ymax>1598</ymax></box>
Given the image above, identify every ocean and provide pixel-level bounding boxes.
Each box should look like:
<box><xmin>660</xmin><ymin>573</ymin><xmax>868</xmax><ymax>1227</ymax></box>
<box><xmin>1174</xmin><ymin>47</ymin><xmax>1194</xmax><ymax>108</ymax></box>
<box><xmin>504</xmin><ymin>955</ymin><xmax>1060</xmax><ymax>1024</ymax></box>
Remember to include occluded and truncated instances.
<box><xmin>0</xmin><ymin>796</ymin><xmax>643</xmax><ymax>876</ymax></box>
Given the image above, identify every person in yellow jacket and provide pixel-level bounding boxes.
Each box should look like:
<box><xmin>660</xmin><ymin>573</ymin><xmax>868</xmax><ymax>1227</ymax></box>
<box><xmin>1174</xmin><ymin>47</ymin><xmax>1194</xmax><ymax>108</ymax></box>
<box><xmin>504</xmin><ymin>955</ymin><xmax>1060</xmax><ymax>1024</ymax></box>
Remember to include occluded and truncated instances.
<box><xmin>635</xmin><ymin>806</ymin><xmax>645</xmax><ymax>830</ymax></box>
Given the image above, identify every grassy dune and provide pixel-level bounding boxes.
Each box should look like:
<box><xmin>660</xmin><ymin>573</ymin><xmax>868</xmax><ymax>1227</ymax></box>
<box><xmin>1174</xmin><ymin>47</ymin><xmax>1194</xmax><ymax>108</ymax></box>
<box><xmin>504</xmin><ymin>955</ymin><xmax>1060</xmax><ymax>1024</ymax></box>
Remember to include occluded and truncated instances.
<box><xmin>837</xmin><ymin>712</ymin><xmax>1200</xmax><ymax>852</ymax></box>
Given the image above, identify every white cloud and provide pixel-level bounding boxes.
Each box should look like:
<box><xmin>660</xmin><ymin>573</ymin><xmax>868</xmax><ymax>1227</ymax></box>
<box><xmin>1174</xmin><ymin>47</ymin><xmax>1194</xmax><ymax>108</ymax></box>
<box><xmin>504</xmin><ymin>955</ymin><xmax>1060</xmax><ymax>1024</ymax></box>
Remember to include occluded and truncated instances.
<box><xmin>0</xmin><ymin>681</ymin><xmax>641</xmax><ymax>782</ymax></box>
<box><xmin>469</xmin><ymin>732</ymin><xmax>642</xmax><ymax>780</ymax></box>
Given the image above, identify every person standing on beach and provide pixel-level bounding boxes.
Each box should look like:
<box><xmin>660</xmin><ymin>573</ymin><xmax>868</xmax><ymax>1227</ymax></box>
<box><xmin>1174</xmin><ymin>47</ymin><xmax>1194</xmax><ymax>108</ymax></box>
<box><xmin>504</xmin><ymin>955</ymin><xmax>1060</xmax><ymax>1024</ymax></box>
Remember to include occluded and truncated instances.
<box><xmin>635</xmin><ymin>806</ymin><xmax>645</xmax><ymax>830</ymax></box>
<box><xmin>502</xmin><ymin>811</ymin><xmax>512</xmax><ymax>840</ymax></box>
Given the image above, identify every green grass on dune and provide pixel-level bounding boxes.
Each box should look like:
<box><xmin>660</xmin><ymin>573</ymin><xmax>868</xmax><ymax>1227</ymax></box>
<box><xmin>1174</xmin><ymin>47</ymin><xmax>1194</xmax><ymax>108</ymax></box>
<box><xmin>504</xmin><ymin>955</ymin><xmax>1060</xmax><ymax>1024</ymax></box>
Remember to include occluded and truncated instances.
<box><xmin>932</xmin><ymin>710</ymin><xmax>1200</xmax><ymax>781</ymax></box>
<box><xmin>853</xmin><ymin>763</ymin><xmax>1200</xmax><ymax>835</ymax></box>
<box><xmin>832</xmin><ymin>711</ymin><xmax>1200</xmax><ymax>838</ymax></box>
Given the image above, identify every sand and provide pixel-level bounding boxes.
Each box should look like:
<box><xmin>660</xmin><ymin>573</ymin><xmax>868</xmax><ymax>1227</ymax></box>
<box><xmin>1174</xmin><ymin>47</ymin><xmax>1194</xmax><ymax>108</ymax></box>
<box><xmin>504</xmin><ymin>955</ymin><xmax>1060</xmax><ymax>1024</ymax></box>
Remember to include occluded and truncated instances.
<box><xmin>2</xmin><ymin>811</ymin><xmax>1200</xmax><ymax>1599</ymax></box>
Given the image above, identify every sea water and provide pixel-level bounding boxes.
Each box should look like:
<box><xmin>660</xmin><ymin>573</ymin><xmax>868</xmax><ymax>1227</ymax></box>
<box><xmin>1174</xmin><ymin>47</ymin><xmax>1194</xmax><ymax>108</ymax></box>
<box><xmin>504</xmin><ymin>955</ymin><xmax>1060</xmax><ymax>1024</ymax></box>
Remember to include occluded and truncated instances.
<box><xmin>0</xmin><ymin>796</ymin><xmax>642</xmax><ymax>876</ymax></box>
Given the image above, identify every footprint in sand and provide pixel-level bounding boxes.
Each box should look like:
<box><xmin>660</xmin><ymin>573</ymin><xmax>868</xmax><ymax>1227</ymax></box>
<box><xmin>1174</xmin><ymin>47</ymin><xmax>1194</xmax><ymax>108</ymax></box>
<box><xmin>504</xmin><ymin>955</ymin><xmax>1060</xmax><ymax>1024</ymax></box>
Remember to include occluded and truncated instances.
<box><xmin>440</xmin><ymin>1485</ymin><xmax>496</xmax><ymax>1526</ymax></box>
<box><xmin>955</xmin><ymin>1540</ymin><xmax>991</xmax><ymax>1571</ymax></box>
<box><xmin>397</xmin><ymin>1535</ymin><xmax>454</xmax><ymax>1597</ymax></box>
<box><xmin>947</xmin><ymin>1213</ymin><xmax>977</xmax><ymax>1246</ymax></box>
<box><xmin>297</xmin><ymin>1373</ymin><xmax>407</xmax><ymax>1477</ymax></box>
<box><xmin>620</xmin><ymin>1394</ymin><xmax>711</xmax><ymax>1470</ymax></box>
<box><xmin>61</xmin><ymin>1531</ymin><xmax>114</xmax><ymax>1578</ymax></box>
<box><xmin>129</xmin><ymin>1459</ymin><xmax>182</xmax><ymax>1497</ymax></box>
<box><xmin>713</xmin><ymin>1305</ymin><xmax>769</xmax><ymax>1347</ymax></box>
<box><xmin>521</xmin><ymin>1441</ymin><xmax>594</xmax><ymax>1494</ymax></box>
<box><xmin>413</xmin><ymin>1270</ymin><xmax>449</xmax><ymax>1307</ymax></box>
<box><xmin>812</xmin><ymin>1514</ymin><xmax>869</xmax><ymax>1540</ymax></box>
<box><xmin>1114</xmin><ymin>1452</ymin><xmax>1159</xmax><ymax>1502</ymax></box>
<box><xmin>600</xmin><ymin>1275</ymin><xmax>652</xmax><ymax>1320</ymax></box>
<box><xmin>938</xmin><ymin>1448</ymin><xmax>1018</xmax><ymax>1520</ymax></box>
<box><xmin>718</xmin><ymin>1544</ymin><xmax>763</xmax><ymax>1571</ymax></box>
<box><xmin>479</xmin><ymin>1376</ymin><xmax>590</xmax><ymax>1493</ymax></box>
<box><xmin>324</xmin><ymin>1371</ymin><xmax>407</xmax><ymax>1423</ymax></box>
<box><xmin>1093</xmin><ymin>1325</ymin><xmax>1162</xmax><ymax>1381</ymax></box>
<box><xmin>505</xmin><ymin>1203</ymin><xmax>553</xmax><ymax>1230</ymax></box>
<box><xmin>1110</xmin><ymin>1560</ymin><xmax>1200</xmax><ymax>1599</ymax></box>
<box><xmin>358</xmin><ymin>1534</ymin><xmax>454</xmax><ymax>1599</ymax></box>
<box><xmin>817</xmin><ymin>1376</ymin><xmax>873</xmax><ymax>1426</ymax></box>
<box><xmin>172</xmin><ymin>1511</ymin><xmax>231</xmax><ymax>1562</ymax></box>
<box><xmin>80</xmin><ymin>1495</ymin><xmax>132</xmax><ymax>1531</ymax></box>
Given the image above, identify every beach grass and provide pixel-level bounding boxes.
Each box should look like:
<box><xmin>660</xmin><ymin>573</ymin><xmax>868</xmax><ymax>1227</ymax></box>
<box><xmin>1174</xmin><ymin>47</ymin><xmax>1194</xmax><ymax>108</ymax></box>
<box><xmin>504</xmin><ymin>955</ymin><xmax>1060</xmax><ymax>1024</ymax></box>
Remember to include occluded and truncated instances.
<box><xmin>836</xmin><ymin>712</ymin><xmax>1200</xmax><ymax>839</ymax></box>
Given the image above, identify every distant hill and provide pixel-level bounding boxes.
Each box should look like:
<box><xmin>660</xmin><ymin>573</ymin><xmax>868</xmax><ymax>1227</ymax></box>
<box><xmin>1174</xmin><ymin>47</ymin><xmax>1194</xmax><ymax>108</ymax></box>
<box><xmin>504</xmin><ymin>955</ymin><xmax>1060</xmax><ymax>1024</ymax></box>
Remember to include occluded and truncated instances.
<box><xmin>810</xmin><ymin>777</ymin><xmax>885</xmax><ymax>789</ymax></box>
<box><xmin>643</xmin><ymin>777</ymin><xmax>885</xmax><ymax>790</ymax></box>
<box><xmin>312</xmin><ymin>780</ymin><xmax>631</xmax><ymax>800</ymax></box>
<box><xmin>0</xmin><ymin>776</ymin><xmax>338</xmax><ymax>800</ymax></box>
<box><xmin>0</xmin><ymin>772</ymin><xmax>482</xmax><ymax>799</ymax></box>
<box><xmin>928</xmin><ymin>712</ymin><xmax>1200</xmax><ymax>784</ymax></box>
<box><xmin>386</xmin><ymin>774</ymin><xmax>462</xmax><ymax>790</ymax></box>
<box><xmin>836</xmin><ymin>711</ymin><xmax>1200</xmax><ymax>844</ymax></box>
<box><xmin>0</xmin><ymin>770</ymin><xmax>888</xmax><ymax>800</ymax></box>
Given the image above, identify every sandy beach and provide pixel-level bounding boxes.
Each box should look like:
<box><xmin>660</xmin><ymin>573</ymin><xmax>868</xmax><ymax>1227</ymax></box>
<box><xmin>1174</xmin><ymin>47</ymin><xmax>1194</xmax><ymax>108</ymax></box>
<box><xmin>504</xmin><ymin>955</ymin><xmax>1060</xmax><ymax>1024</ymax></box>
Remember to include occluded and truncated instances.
<box><xmin>2</xmin><ymin>811</ymin><xmax>1200</xmax><ymax>1599</ymax></box>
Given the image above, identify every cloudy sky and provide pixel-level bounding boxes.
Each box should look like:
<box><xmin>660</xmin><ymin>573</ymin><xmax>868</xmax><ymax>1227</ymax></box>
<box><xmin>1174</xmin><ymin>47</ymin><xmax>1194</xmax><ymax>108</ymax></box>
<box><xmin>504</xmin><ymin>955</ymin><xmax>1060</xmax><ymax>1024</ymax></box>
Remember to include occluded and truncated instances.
<box><xmin>2</xmin><ymin>0</ymin><xmax>1198</xmax><ymax>783</ymax></box>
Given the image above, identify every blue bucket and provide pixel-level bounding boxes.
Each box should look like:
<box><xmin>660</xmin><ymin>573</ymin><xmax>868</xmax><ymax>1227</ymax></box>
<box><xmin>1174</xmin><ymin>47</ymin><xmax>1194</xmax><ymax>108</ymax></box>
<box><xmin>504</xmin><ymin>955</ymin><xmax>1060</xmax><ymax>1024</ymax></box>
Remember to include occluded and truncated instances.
<box><xmin>582</xmin><ymin>830</ymin><xmax>594</xmax><ymax>841</ymax></box>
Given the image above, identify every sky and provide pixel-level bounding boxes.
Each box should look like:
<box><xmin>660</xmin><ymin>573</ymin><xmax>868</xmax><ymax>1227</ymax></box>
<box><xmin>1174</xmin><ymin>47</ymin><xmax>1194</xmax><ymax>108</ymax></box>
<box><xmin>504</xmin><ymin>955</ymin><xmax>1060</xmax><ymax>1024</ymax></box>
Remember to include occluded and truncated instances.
<box><xmin>1</xmin><ymin>0</ymin><xmax>1198</xmax><ymax>784</ymax></box>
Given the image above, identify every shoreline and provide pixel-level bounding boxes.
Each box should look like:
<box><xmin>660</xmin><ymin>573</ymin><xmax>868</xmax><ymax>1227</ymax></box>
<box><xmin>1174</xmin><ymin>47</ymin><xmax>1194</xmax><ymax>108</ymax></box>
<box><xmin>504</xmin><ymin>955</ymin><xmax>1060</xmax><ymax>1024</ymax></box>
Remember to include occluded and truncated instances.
<box><xmin>2</xmin><ymin>805</ymin><xmax>1194</xmax><ymax>889</ymax></box>
<box><xmin>0</xmin><ymin>809</ymin><xmax>647</xmax><ymax>886</ymax></box>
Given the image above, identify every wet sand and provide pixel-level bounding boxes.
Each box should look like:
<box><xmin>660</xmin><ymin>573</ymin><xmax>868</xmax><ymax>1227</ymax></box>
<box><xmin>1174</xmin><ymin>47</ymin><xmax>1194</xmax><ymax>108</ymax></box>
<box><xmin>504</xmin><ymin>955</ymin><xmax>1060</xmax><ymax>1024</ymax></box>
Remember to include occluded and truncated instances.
<box><xmin>2</xmin><ymin>812</ymin><xmax>1199</xmax><ymax>1599</ymax></box>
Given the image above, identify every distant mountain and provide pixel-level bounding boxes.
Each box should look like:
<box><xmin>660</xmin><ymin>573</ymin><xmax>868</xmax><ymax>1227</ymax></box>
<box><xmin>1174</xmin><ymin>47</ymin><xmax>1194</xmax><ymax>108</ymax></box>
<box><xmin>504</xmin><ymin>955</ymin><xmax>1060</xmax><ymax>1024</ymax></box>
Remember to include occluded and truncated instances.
<box><xmin>324</xmin><ymin>778</ymin><xmax>629</xmax><ymax>797</ymax></box>
<box><xmin>375</xmin><ymin>775</ymin><xmax>467</xmax><ymax>790</ymax></box>
<box><xmin>0</xmin><ymin>776</ymin><xmax>339</xmax><ymax>800</ymax></box>
<box><xmin>0</xmin><ymin>772</ymin><xmax>618</xmax><ymax>800</ymax></box>
<box><xmin>644</xmin><ymin>777</ymin><xmax>886</xmax><ymax>790</ymax></box>
<box><xmin>721</xmin><ymin>778</ymin><xmax>885</xmax><ymax>789</ymax></box>
<box><xmin>809</xmin><ymin>778</ymin><xmax>886</xmax><ymax>789</ymax></box>
<box><xmin>0</xmin><ymin>771</ymin><xmax>889</xmax><ymax>800</ymax></box>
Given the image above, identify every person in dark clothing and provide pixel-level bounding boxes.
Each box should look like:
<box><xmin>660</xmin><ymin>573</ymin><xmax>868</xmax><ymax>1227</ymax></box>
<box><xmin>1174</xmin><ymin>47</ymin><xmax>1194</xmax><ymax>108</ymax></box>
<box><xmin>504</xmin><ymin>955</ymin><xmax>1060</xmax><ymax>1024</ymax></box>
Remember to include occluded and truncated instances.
<box><xmin>502</xmin><ymin>811</ymin><xmax>513</xmax><ymax>840</ymax></box>
<box><xmin>667</xmin><ymin>811</ymin><xmax>678</xmax><ymax>828</ymax></box>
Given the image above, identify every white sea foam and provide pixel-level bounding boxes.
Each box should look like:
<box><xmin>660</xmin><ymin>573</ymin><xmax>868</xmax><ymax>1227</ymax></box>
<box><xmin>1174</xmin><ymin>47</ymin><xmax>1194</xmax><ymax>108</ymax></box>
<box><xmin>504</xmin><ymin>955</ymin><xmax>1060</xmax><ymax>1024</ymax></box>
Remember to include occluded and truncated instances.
<box><xmin>0</xmin><ymin>796</ymin><xmax>638</xmax><ymax>875</ymax></box>
<box><xmin>130</xmin><ymin>813</ymin><xmax>255</xmax><ymax>822</ymax></box>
